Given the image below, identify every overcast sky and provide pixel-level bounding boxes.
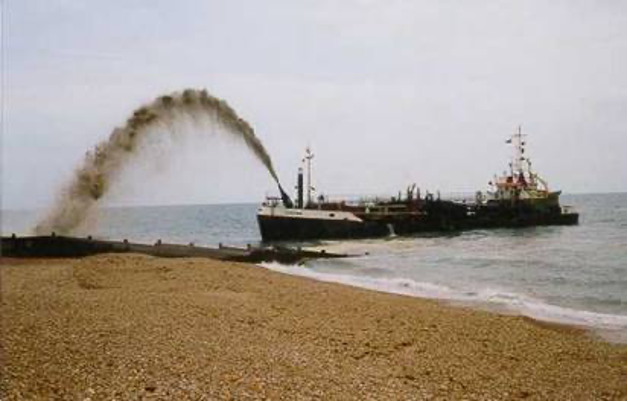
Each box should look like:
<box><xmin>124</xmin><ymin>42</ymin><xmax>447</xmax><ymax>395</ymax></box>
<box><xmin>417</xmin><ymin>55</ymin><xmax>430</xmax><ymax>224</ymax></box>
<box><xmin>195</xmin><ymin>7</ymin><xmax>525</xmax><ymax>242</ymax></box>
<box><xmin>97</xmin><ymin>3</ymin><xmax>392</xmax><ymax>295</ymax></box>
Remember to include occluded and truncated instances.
<box><xmin>2</xmin><ymin>0</ymin><xmax>626</xmax><ymax>210</ymax></box>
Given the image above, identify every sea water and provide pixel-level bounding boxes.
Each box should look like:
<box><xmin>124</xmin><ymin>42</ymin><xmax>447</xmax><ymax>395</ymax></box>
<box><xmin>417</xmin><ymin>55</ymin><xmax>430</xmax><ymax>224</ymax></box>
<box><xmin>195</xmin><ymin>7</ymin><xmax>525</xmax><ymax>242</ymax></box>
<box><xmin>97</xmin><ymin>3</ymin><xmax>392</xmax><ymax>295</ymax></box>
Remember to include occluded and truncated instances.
<box><xmin>3</xmin><ymin>193</ymin><xmax>626</xmax><ymax>340</ymax></box>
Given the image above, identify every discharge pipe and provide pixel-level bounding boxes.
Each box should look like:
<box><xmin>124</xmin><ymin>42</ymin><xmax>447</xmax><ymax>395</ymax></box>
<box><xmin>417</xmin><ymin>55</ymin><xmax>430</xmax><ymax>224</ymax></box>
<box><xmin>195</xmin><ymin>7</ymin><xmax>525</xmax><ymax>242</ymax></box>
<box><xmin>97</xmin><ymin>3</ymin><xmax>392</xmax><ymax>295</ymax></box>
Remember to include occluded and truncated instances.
<box><xmin>277</xmin><ymin>183</ymin><xmax>294</xmax><ymax>208</ymax></box>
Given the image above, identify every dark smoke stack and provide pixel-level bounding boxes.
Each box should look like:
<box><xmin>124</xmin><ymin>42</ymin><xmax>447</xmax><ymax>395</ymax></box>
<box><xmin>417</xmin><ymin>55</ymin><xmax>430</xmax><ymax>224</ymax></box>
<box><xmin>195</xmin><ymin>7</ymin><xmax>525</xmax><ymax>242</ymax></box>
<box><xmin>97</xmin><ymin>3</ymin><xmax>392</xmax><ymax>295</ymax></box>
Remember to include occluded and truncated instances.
<box><xmin>278</xmin><ymin>184</ymin><xmax>293</xmax><ymax>208</ymax></box>
<box><xmin>297</xmin><ymin>167</ymin><xmax>304</xmax><ymax>209</ymax></box>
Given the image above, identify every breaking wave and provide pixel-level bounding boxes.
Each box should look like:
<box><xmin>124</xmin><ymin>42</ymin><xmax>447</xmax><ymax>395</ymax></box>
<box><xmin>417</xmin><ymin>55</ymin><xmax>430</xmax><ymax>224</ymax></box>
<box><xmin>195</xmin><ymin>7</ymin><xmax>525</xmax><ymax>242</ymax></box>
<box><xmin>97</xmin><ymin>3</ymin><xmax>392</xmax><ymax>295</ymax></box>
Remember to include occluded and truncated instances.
<box><xmin>261</xmin><ymin>261</ymin><xmax>627</xmax><ymax>342</ymax></box>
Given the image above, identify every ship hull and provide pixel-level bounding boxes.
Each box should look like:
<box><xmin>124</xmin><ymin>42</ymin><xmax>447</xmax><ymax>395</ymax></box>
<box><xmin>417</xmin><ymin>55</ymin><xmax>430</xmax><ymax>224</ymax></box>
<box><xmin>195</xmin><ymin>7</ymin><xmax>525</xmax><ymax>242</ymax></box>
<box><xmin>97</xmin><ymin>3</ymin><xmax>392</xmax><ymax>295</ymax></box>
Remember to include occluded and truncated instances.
<box><xmin>257</xmin><ymin>203</ymin><xmax>579</xmax><ymax>242</ymax></box>
<box><xmin>469</xmin><ymin>211</ymin><xmax>579</xmax><ymax>228</ymax></box>
<box><xmin>257</xmin><ymin>214</ymin><xmax>389</xmax><ymax>241</ymax></box>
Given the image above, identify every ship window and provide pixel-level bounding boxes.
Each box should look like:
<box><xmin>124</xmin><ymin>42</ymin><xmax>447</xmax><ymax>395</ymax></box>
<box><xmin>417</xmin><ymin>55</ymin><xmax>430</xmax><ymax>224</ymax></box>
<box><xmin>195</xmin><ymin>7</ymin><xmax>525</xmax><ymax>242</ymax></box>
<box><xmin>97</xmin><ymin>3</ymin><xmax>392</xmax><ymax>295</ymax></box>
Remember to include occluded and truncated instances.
<box><xmin>329</xmin><ymin>213</ymin><xmax>335</xmax><ymax>217</ymax></box>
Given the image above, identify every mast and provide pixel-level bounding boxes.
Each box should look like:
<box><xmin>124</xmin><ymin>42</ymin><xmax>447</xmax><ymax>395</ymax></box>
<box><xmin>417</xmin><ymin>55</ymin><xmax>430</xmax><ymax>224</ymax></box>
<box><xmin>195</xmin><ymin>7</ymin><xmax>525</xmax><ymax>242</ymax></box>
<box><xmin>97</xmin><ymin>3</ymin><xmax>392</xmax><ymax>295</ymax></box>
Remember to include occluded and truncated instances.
<box><xmin>509</xmin><ymin>125</ymin><xmax>527</xmax><ymax>175</ymax></box>
<box><xmin>303</xmin><ymin>147</ymin><xmax>315</xmax><ymax>206</ymax></box>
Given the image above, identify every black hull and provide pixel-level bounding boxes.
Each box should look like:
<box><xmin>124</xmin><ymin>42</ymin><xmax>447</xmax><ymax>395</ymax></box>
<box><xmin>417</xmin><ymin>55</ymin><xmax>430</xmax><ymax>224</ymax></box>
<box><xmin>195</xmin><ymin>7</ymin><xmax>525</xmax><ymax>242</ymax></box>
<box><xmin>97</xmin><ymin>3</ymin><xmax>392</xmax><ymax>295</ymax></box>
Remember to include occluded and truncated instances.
<box><xmin>258</xmin><ymin>215</ymin><xmax>390</xmax><ymax>241</ymax></box>
<box><xmin>258</xmin><ymin>207</ymin><xmax>579</xmax><ymax>242</ymax></box>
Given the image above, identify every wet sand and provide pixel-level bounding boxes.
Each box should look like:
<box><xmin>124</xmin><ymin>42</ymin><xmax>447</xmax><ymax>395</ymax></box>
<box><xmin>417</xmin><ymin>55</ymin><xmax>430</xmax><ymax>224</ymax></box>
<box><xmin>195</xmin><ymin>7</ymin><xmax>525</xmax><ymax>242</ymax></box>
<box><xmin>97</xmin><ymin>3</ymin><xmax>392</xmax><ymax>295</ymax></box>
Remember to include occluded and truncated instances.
<box><xmin>1</xmin><ymin>254</ymin><xmax>625</xmax><ymax>400</ymax></box>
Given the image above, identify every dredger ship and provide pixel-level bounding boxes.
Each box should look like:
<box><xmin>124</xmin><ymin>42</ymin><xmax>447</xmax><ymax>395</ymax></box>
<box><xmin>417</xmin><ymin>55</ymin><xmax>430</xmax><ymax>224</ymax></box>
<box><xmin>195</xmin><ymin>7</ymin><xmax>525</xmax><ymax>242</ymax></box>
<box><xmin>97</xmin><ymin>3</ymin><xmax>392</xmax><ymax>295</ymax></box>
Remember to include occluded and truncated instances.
<box><xmin>258</xmin><ymin>127</ymin><xmax>579</xmax><ymax>241</ymax></box>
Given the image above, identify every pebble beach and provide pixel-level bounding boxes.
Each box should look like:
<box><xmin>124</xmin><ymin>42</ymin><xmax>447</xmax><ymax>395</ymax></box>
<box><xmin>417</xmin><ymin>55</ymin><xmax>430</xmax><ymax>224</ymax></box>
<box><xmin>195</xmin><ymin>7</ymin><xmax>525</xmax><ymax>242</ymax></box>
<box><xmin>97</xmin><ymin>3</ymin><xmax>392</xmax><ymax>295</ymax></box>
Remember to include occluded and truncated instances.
<box><xmin>1</xmin><ymin>254</ymin><xmax>626</xmax><ymax>400</ymax></box>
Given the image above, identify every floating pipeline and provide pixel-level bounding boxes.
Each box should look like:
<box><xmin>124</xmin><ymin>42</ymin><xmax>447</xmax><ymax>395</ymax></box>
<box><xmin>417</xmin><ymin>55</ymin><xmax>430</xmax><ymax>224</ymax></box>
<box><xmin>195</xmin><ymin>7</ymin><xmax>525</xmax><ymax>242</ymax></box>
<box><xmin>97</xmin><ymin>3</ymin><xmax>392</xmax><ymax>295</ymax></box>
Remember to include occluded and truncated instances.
<box><xmin>0</xmin><ymin>235</ymin><xmax>352</xmax><ymax>265</ymax></box>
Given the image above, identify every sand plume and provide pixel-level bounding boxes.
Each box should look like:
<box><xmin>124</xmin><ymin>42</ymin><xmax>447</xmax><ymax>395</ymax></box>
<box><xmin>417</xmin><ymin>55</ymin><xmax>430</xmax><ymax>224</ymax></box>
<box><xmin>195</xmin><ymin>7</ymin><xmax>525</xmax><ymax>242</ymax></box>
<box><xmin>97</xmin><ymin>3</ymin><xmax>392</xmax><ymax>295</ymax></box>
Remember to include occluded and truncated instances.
<box><xmin>34</xmin><ymin>89</ymin><xmax>281</xmax><ymax>235</ymax></box>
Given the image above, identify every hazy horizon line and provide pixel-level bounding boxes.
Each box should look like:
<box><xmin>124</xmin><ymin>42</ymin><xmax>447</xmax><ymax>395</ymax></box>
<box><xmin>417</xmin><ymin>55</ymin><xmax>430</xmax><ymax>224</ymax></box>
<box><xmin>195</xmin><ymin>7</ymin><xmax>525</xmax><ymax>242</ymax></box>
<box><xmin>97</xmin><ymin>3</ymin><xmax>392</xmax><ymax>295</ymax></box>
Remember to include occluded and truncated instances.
<box><xmin>2</xmin><ymin>191</ymin><xmax>626</xmax><ymax>213</ymax></box>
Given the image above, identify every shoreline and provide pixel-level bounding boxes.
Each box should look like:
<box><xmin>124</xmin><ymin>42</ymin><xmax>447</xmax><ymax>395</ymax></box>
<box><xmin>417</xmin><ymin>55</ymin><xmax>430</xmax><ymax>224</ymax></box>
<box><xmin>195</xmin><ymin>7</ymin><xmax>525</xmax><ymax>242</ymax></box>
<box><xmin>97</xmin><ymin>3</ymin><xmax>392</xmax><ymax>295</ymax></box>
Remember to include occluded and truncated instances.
<box><xmin>443</xmin><ymin>297</ymin><xmax>627</xmax><ymax>345</ymax></box>
<box><xmin>1</xmin><ymin>254</ymin><xmax>626</xmax><ymax>399</ymax></box>
<box><xmin>262</xmin><ymin>261</ymin><xmax>627</xmax><ymax>345</ymax></box>
<box><xmin>268</xmin><ymin>265</ymin><xmax>626</xmax><ymax>344</ymax></box>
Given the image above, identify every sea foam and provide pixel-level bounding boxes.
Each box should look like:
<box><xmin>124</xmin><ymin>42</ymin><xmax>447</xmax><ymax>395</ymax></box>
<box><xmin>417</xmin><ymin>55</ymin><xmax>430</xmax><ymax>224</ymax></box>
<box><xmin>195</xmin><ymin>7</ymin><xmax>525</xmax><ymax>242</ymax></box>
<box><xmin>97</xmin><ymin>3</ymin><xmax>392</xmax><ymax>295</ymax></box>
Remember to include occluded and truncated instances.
<box><xmin>260</xmin><ymin>261</ymin><xmax>627</xmax><ymax>342</ymax></box>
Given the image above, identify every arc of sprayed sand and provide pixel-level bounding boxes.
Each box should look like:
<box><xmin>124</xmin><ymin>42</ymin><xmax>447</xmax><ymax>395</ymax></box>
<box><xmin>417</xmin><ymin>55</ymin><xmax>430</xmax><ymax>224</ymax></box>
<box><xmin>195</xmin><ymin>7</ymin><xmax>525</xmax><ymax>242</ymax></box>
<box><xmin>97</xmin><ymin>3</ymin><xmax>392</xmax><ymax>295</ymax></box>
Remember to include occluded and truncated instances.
<box><xmin>34</xmin><ymin>88</ymin><xmax>282</xmax><ymax>235</ymax></box>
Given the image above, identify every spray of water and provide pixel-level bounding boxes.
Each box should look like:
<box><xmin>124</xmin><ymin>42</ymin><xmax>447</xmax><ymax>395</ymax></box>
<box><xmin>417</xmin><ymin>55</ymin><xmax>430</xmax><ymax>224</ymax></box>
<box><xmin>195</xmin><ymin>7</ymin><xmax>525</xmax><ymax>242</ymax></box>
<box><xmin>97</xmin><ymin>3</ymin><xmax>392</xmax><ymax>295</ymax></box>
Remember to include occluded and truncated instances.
<box><xmin>34</xmin><ymin>88</ymin><xmax>283</xmax><ymax>235</ymax></box>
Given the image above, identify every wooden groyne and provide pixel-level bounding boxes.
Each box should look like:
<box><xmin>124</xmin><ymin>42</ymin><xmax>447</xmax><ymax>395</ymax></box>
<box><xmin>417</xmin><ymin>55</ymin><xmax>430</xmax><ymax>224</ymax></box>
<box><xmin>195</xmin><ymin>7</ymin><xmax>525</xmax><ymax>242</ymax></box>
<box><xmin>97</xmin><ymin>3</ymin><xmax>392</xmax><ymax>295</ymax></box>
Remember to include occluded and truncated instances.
<box><xmin>0</xmin><ymin>234</ymin><xmax>351</xmax><ymax>265</ymax></box>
